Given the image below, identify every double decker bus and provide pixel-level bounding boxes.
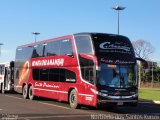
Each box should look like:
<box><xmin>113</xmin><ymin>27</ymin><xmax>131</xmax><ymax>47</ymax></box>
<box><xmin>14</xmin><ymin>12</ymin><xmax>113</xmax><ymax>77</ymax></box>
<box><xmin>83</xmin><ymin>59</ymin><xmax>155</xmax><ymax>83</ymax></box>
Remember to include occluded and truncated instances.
<box><xmin>14</xmin><ymin>33</ymin><xmax>143</xmax><ymax>108</ymax></box>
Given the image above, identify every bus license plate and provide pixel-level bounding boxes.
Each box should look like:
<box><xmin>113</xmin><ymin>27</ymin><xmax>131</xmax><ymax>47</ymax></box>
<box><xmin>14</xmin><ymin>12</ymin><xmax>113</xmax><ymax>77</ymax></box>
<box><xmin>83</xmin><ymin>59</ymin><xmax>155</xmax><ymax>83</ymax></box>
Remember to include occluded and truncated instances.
<box><xmin>117</xmin><ymin>102</ymin><xmax>123</xmax><ymax>106</ymax></box>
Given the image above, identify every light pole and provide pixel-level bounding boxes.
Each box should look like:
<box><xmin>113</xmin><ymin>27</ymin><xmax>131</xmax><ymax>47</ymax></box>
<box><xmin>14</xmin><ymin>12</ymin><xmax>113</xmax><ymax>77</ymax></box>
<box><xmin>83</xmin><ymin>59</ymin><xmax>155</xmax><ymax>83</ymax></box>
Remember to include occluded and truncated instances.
<box><xmin>112</xmin><ymin>5</ymin><xmax>126</xmax><ymax>35</ymax></box>
<box><xmin>138</xmin><ymin>61</ymin><xmax>141</xmax><ymax>88</ymax></box>
<box><xmin>0</xmin><ymin>43</ymin><xmax>3</xmax><ymax>56</ymax></box>
<box><xmin>32</xmin><ymin>32</ymin><xmax>40</xmax><ymax>43</ymax></box>
<box><xmin>152</xmin><ymin>61</ymin><xmax>154</xmax><ymax>88</ymax></box>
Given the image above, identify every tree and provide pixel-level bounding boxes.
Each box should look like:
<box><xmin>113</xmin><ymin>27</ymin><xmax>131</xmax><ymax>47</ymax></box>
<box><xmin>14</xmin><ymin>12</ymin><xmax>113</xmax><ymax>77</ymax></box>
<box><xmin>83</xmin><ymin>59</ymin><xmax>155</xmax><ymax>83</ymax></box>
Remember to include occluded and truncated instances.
<box><xmin>132</xmin><ymin>39</ymin><xmax>154</xmax><ymax>60</ymax></box>
<box><xmin>132</xmin><ymin>39</ymin><xmax>154</xmax><ymax>88</ymax></box>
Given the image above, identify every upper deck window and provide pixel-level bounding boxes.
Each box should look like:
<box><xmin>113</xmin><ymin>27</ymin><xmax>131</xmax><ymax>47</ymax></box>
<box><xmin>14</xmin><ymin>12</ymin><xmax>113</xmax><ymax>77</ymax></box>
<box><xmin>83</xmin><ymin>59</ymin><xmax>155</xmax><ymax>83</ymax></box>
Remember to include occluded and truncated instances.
<box><xmin>16</xmin><ymin>46</ymin><xmax>33</xmax><ymax>60</ymax></box>
<box><xmin>45</xmin><ymin>39</ymin><xmax>73</xmax><ymax>56</ymax></box>
<box><xmin>60</xmin><ymin>39</ymin><xmax>73</xmax><ymax>56</ymax></box>
<box><xmin>75</xmin><ymin>35</ymin><xmax>94</xmax><ymax>55</ymax></box>
<box><xmin>32</xmin><ymin>44</ymin><xmax>44</xmax><ymax>58</ymax></box>
<box><xmin>45</xmin><ymin>40</ymin><xmax>60</xmax><ymax>56</ymax></box>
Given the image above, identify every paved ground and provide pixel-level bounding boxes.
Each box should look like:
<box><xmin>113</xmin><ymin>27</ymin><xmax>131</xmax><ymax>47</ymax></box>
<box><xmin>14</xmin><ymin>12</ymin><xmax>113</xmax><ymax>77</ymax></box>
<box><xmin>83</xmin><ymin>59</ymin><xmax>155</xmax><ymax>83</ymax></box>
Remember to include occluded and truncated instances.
<box><xmin>0</xmin><ymin>92</ymin><xmax>160</xmax><ymax>120</ymax></box>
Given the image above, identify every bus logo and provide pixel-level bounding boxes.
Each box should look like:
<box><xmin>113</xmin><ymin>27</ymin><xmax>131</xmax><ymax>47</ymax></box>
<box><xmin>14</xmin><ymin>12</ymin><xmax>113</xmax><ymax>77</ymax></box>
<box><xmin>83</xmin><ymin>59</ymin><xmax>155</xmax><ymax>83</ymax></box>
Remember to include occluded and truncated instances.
<box><xmin>32</xmin><ymin>58</ymin><xmax>64</xmax><ymax>67</ymax></box>
<box><xmin>99</xmin><ymin>42</ymin><xmax>130</xmax><ymax>52</ymax></box>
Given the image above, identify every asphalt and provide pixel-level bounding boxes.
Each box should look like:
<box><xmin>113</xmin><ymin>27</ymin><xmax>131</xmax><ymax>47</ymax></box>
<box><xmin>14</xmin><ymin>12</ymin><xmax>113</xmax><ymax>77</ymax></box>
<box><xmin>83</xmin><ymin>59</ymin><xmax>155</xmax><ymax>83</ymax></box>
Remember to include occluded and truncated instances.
<box><xmin>0</xmin><ymin>93</ymin><xmax>160</xmax><ymax>120</ymax></box>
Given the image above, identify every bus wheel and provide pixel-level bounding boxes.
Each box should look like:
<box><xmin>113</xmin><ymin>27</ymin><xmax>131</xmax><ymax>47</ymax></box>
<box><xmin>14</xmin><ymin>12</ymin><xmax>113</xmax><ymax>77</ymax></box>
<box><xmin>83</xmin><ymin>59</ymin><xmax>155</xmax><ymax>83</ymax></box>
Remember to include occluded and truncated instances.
<box><xmin>69</xmin><ymin>89</ymin><xmax>80</xmax><ymax>109</ymax></box>
<box><xmin>29</xmin><ymin>86</ymin><xmax>35</xmax><ymax>100</ymax></box>
<box><xmin>22</xmin><ymin>85</ymin><xmax>28</xmax><ymax>99</ymax></box>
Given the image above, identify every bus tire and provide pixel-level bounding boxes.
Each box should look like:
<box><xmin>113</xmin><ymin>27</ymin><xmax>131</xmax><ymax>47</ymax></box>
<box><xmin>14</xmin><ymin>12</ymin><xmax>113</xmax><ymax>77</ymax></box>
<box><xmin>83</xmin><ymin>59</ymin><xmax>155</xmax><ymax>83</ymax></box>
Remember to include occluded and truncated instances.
<box><xmin>69</xmin><ymin>89</ymin><xmax>80</xmax><ymax>109</ymax></box>
<box><xmin>28</xmin><ymin>86</ymin><xmax>35</xmax><ymax>100</ymax></box>
<box><xmin>22</xmin><ymin>85</ymin><xmax>28</xmax><ymax>99</ymax></box>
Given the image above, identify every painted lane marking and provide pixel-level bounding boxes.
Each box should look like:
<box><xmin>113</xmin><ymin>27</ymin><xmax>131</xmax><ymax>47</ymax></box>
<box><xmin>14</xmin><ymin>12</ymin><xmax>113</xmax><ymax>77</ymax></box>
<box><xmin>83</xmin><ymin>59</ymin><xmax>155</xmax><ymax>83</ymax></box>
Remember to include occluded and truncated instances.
<box><xmin>38</xmin><ymin>101</ymin><xmax>70</xmax><ymax>110</ymax></box>
<box><xmin>4</xmin><ymin>94</ymin><xmax>70</xmax><ymax>110</ymax></box>
<box><xmin>4</xmin><ymin>95</ymin><xmax>98</xmax><ymax>115</ymax></box>
<box><xmin>4</xmin><ymin>95</ymin><xmax>23</xmax><ymax>100</ymax></box>
<box><xmin>18</xmin><ymin>114</ymin><xmax>90</xmax><ymax>119</ymax></box>
<box><xmin>0</xmin><ymin>109</ymin><xmax>3</xmax><ymax>110</ymax></box>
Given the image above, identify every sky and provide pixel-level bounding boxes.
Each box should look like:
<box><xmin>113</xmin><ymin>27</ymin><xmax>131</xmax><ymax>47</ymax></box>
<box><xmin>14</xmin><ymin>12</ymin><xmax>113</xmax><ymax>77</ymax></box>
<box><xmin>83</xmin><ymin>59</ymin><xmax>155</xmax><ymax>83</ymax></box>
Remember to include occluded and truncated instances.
<box><xmin>0</xmin><ymin>0</ymin><xmax>160</xmax><ymax>63</ymax></box>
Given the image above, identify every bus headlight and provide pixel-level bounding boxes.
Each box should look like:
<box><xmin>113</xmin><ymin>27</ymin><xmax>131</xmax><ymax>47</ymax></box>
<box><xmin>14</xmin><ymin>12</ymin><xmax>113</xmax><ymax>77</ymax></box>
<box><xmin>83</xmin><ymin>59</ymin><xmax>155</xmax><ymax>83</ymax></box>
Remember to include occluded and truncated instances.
<box><xmin>98</xmin><ymin>92</ymin><xmax>108</xmax><ymax>97</ymax></box>
<box><xmin>132</xmin><ymin>93</ymin><xmax>138</xmax><ymax>97</ymax></box>
<box><xmin>130</xmin><ymin>91</ymin><xmax>138</xmax><ymax>98</ymax></box>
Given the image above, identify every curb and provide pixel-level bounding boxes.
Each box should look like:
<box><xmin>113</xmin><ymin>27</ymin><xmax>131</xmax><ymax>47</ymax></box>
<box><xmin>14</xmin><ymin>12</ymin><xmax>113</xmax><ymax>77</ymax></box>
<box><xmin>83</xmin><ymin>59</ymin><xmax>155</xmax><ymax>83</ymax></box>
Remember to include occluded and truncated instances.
<box><xmin>139</xmin><ymin>99</ymin><xmax>160</xmax><ymax>104</ymax></box>
<box><xmin>153</xmin><ymin>101</ymin><xmax>160</xmax><ymax>104</ymax></box>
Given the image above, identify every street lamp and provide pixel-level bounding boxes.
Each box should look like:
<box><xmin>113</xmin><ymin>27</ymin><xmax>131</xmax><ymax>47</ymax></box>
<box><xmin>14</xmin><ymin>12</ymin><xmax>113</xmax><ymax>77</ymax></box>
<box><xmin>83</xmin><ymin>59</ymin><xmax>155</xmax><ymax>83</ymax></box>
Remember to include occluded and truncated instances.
<box><xmin>0</xmin><ymin>43</ymin><xmax>4</xmax><ymax>56</ymax></box>
<box><xmin>32</xmin><ymin>32</ymin><xmax>40</xmax><ymax>42</ymax></box>
<box><xmin>112</xmin><ymin>5</ymin><xmax>126</xmax><ymax>35</ymax></box>
<box><xmin>152</xmin><ymin>61</ymin><xmax>154</xmax><ymax>88</ymax></box>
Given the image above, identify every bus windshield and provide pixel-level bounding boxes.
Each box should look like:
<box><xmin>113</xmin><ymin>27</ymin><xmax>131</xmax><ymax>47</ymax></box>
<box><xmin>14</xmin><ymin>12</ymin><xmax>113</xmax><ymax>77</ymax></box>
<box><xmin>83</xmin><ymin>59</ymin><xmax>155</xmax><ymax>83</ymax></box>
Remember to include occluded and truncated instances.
<box><xmin>91</xmin><ymin>33</ymin><xmax>137</xmax><ymax>88</ymax></box>
<box><xmin>98</xmin><ymin>63</ymin><xmax>137</xmax><ymax>88</ymax></box>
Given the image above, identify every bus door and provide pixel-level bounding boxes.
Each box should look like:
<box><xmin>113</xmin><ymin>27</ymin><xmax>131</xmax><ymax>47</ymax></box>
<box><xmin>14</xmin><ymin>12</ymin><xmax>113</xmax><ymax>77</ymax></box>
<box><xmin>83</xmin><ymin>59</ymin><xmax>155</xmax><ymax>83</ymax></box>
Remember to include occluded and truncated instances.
<box><xmin>58</xmin><ymin>38</ymin><xmax>77</xmax><ymax>101</ymax></box>
<box><xmin>78</xmin><ymin>54</ymin><xmax>96</xmax><ymax>105</ymax></box>
<box><xmin>74</xmin><ymin>35</ymin><xmax>97</xmax><ymax>105</ymax></box>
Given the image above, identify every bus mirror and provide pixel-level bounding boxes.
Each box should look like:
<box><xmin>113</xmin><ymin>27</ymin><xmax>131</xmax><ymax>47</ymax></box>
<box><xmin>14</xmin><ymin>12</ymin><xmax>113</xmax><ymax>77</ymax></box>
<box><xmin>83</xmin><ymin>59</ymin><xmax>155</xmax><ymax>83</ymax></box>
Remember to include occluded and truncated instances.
<box><xmin>136</xmin><ymin>58</ymin><xmax>148</xmax><ymax>69</ymax></box>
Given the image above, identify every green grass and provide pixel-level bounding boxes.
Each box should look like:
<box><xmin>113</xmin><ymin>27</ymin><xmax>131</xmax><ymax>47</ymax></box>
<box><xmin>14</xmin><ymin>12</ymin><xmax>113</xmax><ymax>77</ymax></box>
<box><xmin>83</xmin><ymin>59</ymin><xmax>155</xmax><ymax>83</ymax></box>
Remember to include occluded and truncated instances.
<box><xmin>139</xmin><ymin>88</ymin><xmax>160</xmax><ymax>101</ymax></box>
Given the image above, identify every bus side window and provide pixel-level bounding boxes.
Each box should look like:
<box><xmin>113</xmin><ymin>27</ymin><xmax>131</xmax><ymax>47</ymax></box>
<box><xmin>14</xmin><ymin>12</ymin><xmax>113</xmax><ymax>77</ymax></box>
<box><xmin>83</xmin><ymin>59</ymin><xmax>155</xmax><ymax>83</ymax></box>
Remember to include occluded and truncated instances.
<box><xmin>59</xmin><ymin>69</ymin><xmax>76</xmax><ymax>83</ymax></box>
<box><xmin>59</xmin><ymin>69</ymin><xmax>65</xmax><ymax>82</ymax></box>
<box><xmin>81</xmin><ymin>66</ymin><xmax>94</xmax><ymax>84</ymax></box>
<box><xmin>45</xmin><ymin>41</ymin><xmax>60</xmax><ymax>56</ymax></box>
<box><xmin>32</xmin><ymin>49</ymin><xmax>39</xmax><ymax>58</ymax></box>
<box><xmin>65</xmin><ymin>69</ymin><xmax>76</xmax><ymax>83</ymax></box>
<box><xmin>60</xmin><ymin>39</ymin><xmax>73</xmax><ymax>57</ymax></box>
<box><xmin>79</xmin><ymin>55</ymin><xmax>95</xmax><ymax>84</ymax></box>
<box><xmin>40</xmin><ymin>69</ymin><xmax>48</xmax><ymax>81</ymax></box>
<box><xmin>48</xmin><ymin>68</ymin><xmax>59</xmax><ymax>82</ymax></box>
<box><xmin>32</xmin><ymin>69</ymin><xmax>40</xmax><ymax>80</ymax></box>
<box><xmin>32</xmin><ymin>44</ymin><xmax>44</xmax><ymax>58</ymax></box>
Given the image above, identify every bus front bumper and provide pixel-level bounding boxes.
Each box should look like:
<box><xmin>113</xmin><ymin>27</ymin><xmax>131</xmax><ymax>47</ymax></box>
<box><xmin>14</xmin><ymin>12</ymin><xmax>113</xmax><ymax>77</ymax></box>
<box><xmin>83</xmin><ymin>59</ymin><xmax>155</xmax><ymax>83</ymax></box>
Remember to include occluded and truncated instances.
<box><xmin>98</xmin><ymin>95</ymin><xmax>138</xmax><ymax>106</ymax></box>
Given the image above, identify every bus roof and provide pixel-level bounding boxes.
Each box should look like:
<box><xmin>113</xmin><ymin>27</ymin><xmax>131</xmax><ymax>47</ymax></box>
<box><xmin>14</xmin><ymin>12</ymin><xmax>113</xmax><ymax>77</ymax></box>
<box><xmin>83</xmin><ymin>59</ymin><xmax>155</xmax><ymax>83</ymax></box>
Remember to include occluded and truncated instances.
<box><xmin>74</xmin><ymin>32</ymin><xmax>129</xmax><ymax>39</ymax></box>
<box><xmin>17</xmin><ymin>34</ymin><xmax>73</xmax><ymax>49</ymax></box>
<box><xmin>17</xmin><ymin>32</ymin><xmax>128</xmax><ymax>49</ymax></box>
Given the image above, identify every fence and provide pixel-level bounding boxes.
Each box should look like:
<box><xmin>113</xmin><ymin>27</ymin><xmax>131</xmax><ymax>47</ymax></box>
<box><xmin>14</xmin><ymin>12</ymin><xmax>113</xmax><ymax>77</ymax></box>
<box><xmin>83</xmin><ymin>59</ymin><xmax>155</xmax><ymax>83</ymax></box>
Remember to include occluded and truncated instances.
<box><xmin>140</xmin><ymin>82</ymin><xmax>160</xmax><ymax>88</ymax></box>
